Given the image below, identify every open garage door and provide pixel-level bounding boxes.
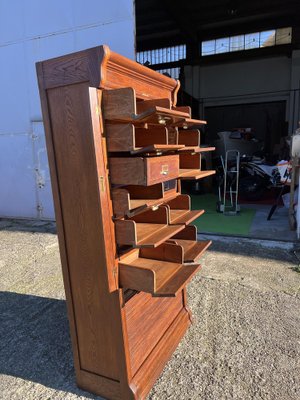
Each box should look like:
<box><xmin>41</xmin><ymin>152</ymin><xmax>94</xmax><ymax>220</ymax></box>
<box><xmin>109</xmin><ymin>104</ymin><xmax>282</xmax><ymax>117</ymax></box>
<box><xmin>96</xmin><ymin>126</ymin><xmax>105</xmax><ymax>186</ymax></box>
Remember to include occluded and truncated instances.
<box><xmin>204</xmin><ymin>101</ymin><xmax>287</xmax><ymax>154</ymax></box>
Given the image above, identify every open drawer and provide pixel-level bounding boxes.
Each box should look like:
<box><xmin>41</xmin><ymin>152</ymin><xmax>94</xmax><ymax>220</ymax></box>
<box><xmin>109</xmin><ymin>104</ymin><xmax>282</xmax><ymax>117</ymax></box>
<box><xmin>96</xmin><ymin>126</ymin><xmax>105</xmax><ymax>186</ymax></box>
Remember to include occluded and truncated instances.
<box><xmin>179</xmin><ymin>169</ymin><xmax>216</xmax><ymax>180</ymax></box>
<box><xmin>128</xmin><ymin>199</ymin><xmax>202</xmax><ymax>227</ymax></box>
<box><xmin>106</xmin><ymin>123</ymin><xmax>184</xmax><ymax>154</ymax></box>
<box><xmin>119</xmin><ymin>243</ymin><xmax>201</xmax><ymax>297</ymax></box>
<box><xmin>170</xmin><ymin>225</ymin><xmax>212</xmax><ymax>263</ymax></box>
<box><xmin>172</xmin><ymin>118</ymin><xmax>207</xmax><ymax>129</ymax></box>
<box><xmin>178</xmin><ymin>129</ymin><xmax>200</xmax><ymax>148</ymax></box>
<box><xmin>178</xmin><ymin>129</ymin><xmax>215</xmax><ymax>153</ymax></box>
<box><xmin>112</xmin><ymin>180</ymin><xmax>179</xmax><ymax>217</ymax></box>
<box><xmin>178</xmin><ymin>151</ymin><xmax>215</xmax><ymax>180</ymax></box>
<box><xmin>164</xmin><ymin>195</ymin><xmax>204</xmax><ymax>225</ymax></box>
<box><xmin>109</xmin><ymin>154</ymin><xmax>179</xmax><ymax>186</ymax></box>
<box><xmin>180</xmin><ymin>152</ymin><xmax>201</xmax><ymax>170</ymax></box>
<box><xmin>102</xmin><ymin>88</ymin><xmax>191</xmax><ymax>125</ymax></box>
<box><xmin>115</xmin><ymin>206</ymin><xmax>184</xmax><ymax>247</ymax></box>
<box><xmin>179</xmin><ymin>146</ymin><xmax>216</xmax><ymax>153</ymax></box>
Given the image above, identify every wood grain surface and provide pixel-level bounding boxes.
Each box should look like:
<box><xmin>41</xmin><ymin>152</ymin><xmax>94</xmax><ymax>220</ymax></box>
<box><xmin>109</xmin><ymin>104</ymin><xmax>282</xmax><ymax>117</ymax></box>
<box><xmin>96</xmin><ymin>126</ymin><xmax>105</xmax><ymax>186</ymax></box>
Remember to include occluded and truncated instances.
<box><xmin>109</xmin><ymin>155</ymin><xmax>179</xmax><ymax>186</ymax></box>
<box><xmin>37</xmin><ymin>44</ymin><xmax>214</xmax><ymax>400</ymax></box>
<box><xmin>175</xmin><ymin>239</ymin><xmax>212</xmax><ymax>263</ymax></box>
<box><xmin>125</xmin><ymin>292</ymin><xmax>183</xmax><ymax>375</ymax></box>
<box><xmin>38</xmin><ymin>45</ymin><xmax>180</xmax><ymax>104</ymax></box>
<box><xmin>180</xmin><ymin>153</ymin><xmax>201</xmax><ymax>169</ymax></box>
<box><xmin>179</xmin><ymin>169</ymin><xmax>216</xmax><ymax>180</ymax></box>
<box><xmin>178</xmin><ymin>129</ymin><xmax>200</xmax><ymax>146</ymax></box>
<box><xmin>47</xmin><ymin>83</ymin><xmax>124</xmax><ymax>379</ymax></box>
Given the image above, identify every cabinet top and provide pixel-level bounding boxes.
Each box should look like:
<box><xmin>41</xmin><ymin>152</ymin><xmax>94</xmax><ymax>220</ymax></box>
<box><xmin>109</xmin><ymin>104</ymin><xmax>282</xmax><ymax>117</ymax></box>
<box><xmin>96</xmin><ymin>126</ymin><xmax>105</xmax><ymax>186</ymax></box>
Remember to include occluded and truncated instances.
<box><xmin>36</xmin><ymin>45</ymin><xmax>180</xmax><ymax>105</ymax></box>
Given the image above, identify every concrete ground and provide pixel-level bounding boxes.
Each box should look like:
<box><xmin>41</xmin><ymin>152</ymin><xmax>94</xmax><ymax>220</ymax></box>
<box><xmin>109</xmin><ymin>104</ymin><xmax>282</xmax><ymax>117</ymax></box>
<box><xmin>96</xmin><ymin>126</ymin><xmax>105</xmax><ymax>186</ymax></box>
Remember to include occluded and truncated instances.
<box><xmin>0</xmin><ymin>219</ymin><xmax>300</xmax><ymax>400</ymax></box>
<box><xmin>246</xmin><ymin>204</ymin><xmax>297</xmax><ymax>241</ymax></box>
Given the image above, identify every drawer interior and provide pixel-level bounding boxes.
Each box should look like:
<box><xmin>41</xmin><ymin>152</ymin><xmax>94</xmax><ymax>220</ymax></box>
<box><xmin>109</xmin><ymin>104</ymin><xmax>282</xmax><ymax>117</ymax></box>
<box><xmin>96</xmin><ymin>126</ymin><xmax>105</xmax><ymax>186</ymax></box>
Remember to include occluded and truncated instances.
<box><xmin>111</xmin><ymin>182</ymin><xmax>177</xmax><ymax>217</ymax></box>
<box><xmin>172</xmin><ymin>239</ymin><xmax>211</xmax><ymax>263</ymax></box>
<box><xmin>133</xmin><ymin>224</ymin><xmax>211</xmax><ymax>264</ymax></box>
<box><xmin>170</xmin><ymin>225</ymin><xmax>212</xmax><ymax>263</ymax></box>
<box><xmin>168</xmin><ymin>209</ymin><xmax>203</xmax><ymax>225</ymax></box>
<box><xmin>178</xmin><ymin>129</ymin><xmax>200</xmax><ymax>147</ymax></box>
<box><xmin>177</xmin><ymin>130</ymin><xmax>216</xmax><ymax>153</ymax></box>
<box><xmin>136</xmin><ymin>98</ymin><xmax>172</xmax><ymax>113</ymax></box>
<box><xmin>178</xmin><ymin>152</ymin><xmax>215</xmax><ymax>180</ymax></box>
<box><xmin>103</xmin><ymin>88</ymin><xmax>191</xmax><ymax>124</ymax></box>
<box><xmin>115</xmin><ymin>219</ymin><xmax>185</xmax><ymax>247</ymax></box>
<box><xmin>119</xmin><ymin>244</ymin><xmax>201</xmax><ymax>297</ymax></box>
<box><xmin>102</xmin><ymin>87</ymin><xmax>207</xmax><ymax>126</ymax></box>
<box><xmin>172</xmin><ymin>105</ymin><xmax>191</xmax><ymax>116</ymax></box>
<box><xmin>106</xmin><ymin>123</ymin><xmax>184</xmax><ymax>154</ymax></box>
<box><xmin>172</xmin><ymin>225</ymin><xmax>197</xmax><ymax>240</ymax></box>
<box><xmin>127</xmin><ymin>201</ymin><xmax>203</xmax><ymax>226</ymax></box>
<box><xmin>129</xmin><ymin>205</ymin><xmax>169</xmax><ymax>224</ymax></box>
<box><xmin>165</xmin><ymin>195</ymin><xmax>205</xmax><ymax>225</ymax></box>
<box><xmin>180</xmin><ymin>153</ymin><xmax>201</xmax><ymax>169</ymax></box>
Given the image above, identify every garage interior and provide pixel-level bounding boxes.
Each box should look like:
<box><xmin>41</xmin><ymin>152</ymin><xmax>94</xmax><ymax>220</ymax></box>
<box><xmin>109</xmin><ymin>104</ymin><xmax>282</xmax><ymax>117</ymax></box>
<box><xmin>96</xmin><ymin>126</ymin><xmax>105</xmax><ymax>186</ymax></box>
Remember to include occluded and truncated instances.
<box><xmin>136</xmin><ymin>0</ymin><xmax>300</xmax><ymax>241</ymax></box>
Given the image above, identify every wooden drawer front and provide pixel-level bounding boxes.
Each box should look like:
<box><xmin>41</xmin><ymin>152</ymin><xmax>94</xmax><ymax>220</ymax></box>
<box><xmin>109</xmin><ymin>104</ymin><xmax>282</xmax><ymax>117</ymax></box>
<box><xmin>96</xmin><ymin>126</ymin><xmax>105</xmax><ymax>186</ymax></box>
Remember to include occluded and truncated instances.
<box><xmin>125</xmin><ymin>291</ymin><xmax>183</xmax><ymax>375</ymax></box>
<box><xmin>146</xmin><ymin>155</ymin><xmax>179</xmax><ymax>186</ymax></box>
<box><xmin>180</xmin><ymin>153</ymin><xmax>201</xmax><ymax>170</ymax></box>
<box><xmin>178</xmin><ymin>129</ymin><xmax>200</xmax><ymax>147</ymax></box>
<box><xmin>109</xmin><ymin>155</ymin><xmax>179</xmax><ymax>186</ymax></box>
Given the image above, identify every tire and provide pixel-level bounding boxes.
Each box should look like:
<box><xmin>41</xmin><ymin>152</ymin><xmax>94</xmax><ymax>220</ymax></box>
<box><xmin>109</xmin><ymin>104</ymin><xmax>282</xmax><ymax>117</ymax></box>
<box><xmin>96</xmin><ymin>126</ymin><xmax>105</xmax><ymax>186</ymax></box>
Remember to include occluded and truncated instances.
<box><xmin>239</xmin><ymin>175</ymin><xmax>266</xmax><ymax>201</ymax></box>
<box><xmin>216</xmin><ymin>201</ymin><xmax>222</xmax><ymax>213</ymax></box>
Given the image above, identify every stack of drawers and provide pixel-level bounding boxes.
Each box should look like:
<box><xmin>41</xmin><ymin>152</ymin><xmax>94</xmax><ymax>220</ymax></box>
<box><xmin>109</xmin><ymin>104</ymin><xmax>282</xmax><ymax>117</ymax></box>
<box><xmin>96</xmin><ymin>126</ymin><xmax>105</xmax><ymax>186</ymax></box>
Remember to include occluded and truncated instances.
<box><xmin>103</xmin><ymin>86</ymin><xmax>215</xmax><ymax>296</ymax></box>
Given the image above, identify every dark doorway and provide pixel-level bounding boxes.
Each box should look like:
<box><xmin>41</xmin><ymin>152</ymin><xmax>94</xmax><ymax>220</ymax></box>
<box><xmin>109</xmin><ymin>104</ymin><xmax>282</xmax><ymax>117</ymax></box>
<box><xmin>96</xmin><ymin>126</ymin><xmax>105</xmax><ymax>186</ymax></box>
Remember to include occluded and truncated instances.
<box><xmin>204</xmin><ymin>101</ymin><xmax>287</xmax><ymax>153</ymax></box>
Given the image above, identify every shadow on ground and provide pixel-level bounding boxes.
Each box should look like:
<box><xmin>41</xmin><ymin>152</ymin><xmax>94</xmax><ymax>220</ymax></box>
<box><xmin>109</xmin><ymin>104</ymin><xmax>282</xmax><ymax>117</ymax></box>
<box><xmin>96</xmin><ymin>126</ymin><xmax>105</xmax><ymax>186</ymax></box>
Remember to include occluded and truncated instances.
<box><xmin>0</xmin><ymin>291</ymin><xmax>99</xmax><ymax>399</ymax></box>
<box><xmin>0</xmin><ymin>219</ymin><xmax>57</xmax><ymax>234</ymax></box>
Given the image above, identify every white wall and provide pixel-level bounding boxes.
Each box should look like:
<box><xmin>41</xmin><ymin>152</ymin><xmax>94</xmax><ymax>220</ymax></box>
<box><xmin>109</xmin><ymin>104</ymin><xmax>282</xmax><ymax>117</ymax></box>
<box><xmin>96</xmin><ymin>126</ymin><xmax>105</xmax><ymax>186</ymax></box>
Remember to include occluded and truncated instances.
<box><xmin>0</xmin><ymin>0</ymin><xmax>135</xmax><ymax>219</ymax></box>
<box><xmin>184</xmin><ymin>51</ymin><xmax>300</xmax><ymax>134</ymax></box>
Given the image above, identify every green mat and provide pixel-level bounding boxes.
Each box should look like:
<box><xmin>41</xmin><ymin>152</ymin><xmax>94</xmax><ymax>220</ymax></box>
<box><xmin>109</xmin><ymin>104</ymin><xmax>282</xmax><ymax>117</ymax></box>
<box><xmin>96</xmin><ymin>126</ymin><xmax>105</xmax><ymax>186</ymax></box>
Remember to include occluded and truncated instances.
<box><xmin>191</xmin><ymin>194</ymin><xmax>256</xmax><ymax>236</ymax></box>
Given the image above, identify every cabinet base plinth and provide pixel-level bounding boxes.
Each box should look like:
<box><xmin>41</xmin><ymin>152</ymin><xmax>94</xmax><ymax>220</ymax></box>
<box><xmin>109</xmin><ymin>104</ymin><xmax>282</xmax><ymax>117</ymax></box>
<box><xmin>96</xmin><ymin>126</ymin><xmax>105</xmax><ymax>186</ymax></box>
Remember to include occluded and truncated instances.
<box><xmin>76</xmin><ymin>308</ymin><xmax>190</xmax><ymax>400</ymax></box>
<box><xmin>77</xmin><ymin>370</ymin><xmax>138</xmax><ymax>400</ymax></box>
<box><xmin>132</xmin><ymin>308</ymin><xmax>190</xmax><ymax>399</ymax></box>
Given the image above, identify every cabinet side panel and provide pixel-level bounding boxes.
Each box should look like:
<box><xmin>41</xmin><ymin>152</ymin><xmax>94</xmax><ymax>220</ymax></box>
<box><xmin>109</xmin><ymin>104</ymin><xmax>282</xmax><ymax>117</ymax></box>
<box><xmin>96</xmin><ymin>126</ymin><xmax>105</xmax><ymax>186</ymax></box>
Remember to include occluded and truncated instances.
<box><xmin>36</xmin><ymin>63</ymin><xmax>81</xmax><ymax>374</ymax></box>
<box><xmin>47</xmin><ymin>82</ymin><xmax>122</xmax><ymax>380</ymax></box>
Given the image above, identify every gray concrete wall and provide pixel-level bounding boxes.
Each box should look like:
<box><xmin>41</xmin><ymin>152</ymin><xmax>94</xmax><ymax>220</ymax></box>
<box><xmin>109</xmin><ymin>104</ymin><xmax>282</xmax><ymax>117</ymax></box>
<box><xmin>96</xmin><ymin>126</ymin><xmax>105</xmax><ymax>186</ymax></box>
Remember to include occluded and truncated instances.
<box><xmin>184</xmin><ymin>50</ymin><xmax>300</xmax><ymax>134</ymax></box>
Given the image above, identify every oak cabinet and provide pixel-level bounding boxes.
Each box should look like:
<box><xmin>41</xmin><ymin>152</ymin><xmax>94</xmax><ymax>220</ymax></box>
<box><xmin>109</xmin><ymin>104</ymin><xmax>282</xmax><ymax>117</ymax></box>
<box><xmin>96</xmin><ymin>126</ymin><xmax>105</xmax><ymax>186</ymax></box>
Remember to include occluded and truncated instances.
<box><xmin>37</xmin><ymin>45</ymin><xmax>215</xmax><ymax>400</ymax></box>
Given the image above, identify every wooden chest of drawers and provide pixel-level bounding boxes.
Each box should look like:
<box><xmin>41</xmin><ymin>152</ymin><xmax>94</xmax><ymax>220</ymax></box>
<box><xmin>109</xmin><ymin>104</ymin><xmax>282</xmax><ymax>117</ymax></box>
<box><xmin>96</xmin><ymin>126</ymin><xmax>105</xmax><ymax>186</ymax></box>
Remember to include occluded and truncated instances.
<box><xmin>37</xmin><ymin>45</ymin><xmax>215</xmax><ymax>400</ymax></box>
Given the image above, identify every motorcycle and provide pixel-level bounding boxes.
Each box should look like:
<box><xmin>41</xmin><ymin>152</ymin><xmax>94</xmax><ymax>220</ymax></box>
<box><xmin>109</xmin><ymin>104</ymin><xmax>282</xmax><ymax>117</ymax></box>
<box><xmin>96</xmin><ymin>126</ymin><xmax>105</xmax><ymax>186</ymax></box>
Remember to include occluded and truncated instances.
<box><xmin>216</xmin><ymin>156</ymin><xmax>282</xmax><ymax>202</ymax></box>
